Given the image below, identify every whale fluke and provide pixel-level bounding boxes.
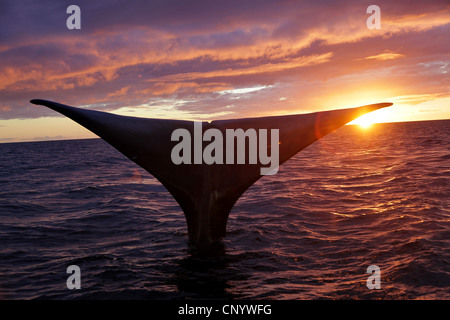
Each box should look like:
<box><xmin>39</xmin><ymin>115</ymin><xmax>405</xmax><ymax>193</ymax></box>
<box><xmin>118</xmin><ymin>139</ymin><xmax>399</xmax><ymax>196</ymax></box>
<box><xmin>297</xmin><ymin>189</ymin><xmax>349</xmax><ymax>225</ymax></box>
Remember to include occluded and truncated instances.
<box><xmin>30</xmin><ymin>99</ymin><xmax>392</xmax><ymax>250</ymax></box>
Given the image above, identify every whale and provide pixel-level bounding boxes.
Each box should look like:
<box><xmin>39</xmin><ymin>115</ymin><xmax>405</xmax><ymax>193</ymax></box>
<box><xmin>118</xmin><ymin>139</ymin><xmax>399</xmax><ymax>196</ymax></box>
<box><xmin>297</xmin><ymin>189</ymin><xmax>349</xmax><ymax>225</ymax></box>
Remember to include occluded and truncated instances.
<box><xmin>30</xmin><ymin>99</ymin><xmax>392</xmax><ymax>251</ymax></box>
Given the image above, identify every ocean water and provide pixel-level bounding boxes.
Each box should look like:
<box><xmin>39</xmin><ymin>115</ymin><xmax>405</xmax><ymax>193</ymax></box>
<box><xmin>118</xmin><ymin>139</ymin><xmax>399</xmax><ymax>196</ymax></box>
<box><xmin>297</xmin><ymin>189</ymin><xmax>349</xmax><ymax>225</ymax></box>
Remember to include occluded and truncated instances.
<box><xmin>0</xmin><ymin>120</ymin><xmax>448</xmax><ymax>300</ymax></box>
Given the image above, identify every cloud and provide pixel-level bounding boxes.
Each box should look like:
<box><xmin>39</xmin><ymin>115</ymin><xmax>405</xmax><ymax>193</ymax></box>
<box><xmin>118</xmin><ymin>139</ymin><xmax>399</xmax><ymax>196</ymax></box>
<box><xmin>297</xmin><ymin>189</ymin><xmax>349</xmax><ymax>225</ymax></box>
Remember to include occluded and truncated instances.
<box><xmin>0</xmin><ymin>137</ymin><xmax>15</xmax><ymax>142</ymax></box>
<box><xmin>363</xmin><ymin>52</ymin><xmax>405</xmax><ymax>61</ymax></box>
<box><xmin>392</xmin><ymin>94</ymin><xmax>449</xmax><ymax>105</ymax></box>
<box><xmin>31</xmin><ymin>135</ymin><xmax>66</xmax><ymax>141</ymax></box>
<box><xmin>0</xmin><ymin>0</ymin><xmax>449</xmax><ymax>122</ymax></box>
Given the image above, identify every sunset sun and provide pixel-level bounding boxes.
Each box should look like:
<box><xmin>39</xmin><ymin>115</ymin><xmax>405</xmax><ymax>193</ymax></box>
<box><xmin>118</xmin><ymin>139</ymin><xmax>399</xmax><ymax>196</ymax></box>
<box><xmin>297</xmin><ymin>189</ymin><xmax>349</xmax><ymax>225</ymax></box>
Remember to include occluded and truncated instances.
<box><xmin>349</xmin><ymin>104</ymin><xmax>395</xmax><ymax>128</ymax></box>
<box><xmin>356</xmin><ymin>117</ymin><xmax>375</xmax><ymax>128</ymax></box>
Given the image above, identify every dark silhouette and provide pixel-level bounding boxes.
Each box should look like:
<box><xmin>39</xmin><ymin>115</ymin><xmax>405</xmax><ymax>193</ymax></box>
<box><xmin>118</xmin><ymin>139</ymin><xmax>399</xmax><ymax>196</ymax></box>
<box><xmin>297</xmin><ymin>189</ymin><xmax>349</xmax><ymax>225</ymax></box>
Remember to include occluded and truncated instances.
<box><xmin>30</xmin><ymin>99</ymin><xmax>392</xmax><ymax>253</ymax></box>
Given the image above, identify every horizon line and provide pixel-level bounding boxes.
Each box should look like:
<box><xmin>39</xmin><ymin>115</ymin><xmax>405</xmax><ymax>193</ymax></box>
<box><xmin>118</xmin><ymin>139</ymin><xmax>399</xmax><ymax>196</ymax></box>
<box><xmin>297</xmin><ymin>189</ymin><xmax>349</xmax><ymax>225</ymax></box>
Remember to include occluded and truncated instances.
<box><xmin>1</xmin><ymin>118</ymin><xmax>448</xmax><ymax>145</ymax></box>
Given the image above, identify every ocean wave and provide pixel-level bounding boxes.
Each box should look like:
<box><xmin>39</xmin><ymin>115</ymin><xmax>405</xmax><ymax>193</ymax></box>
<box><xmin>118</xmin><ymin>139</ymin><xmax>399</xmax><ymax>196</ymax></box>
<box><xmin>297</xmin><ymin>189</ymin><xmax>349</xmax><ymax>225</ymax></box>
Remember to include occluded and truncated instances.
<box><xmin>0</xmin><ymin>120</ymin><xmax>448</xmax><ymax>299</ymax></box>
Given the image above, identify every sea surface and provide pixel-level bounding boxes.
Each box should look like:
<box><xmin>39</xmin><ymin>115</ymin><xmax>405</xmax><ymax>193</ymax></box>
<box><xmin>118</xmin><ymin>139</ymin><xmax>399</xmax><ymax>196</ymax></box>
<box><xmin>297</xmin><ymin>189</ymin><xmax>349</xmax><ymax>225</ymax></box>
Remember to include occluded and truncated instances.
<box><xmin>0</xmin><ymin>120</ymin><xmax>449</xmax><ymax>300</ymax></box>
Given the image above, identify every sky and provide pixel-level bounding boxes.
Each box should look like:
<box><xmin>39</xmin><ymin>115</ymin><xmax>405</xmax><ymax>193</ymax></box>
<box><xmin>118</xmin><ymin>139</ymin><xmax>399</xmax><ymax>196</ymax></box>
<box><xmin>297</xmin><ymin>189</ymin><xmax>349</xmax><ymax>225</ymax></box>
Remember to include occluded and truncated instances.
<box><xmin>0</xmin><ymin>0</ymin><xmax>449</xmax><ymax>143</ymax></box>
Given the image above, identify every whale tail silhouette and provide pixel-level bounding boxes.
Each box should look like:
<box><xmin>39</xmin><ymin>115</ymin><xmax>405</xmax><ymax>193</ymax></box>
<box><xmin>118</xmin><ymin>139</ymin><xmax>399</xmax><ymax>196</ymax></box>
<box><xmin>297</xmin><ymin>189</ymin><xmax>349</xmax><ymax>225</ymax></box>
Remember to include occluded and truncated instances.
<box><xmin>30</xmin><ymin>99</ymin><xmax>392</xmax><ymax>250</ymax></box>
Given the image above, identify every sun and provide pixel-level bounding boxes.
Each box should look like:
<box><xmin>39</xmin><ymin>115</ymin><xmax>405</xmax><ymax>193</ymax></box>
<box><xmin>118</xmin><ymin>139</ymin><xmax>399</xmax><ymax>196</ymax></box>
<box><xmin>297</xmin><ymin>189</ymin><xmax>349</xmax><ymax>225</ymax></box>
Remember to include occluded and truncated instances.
<box><xmin>354</xmin><ymin>115</ymin><xmax>375</xmax><ymax>129</ymax></box>
<box><xmin>348</xmin><ymin>106</ymin><xmax>393</xmax><ymax>128</ymax></box>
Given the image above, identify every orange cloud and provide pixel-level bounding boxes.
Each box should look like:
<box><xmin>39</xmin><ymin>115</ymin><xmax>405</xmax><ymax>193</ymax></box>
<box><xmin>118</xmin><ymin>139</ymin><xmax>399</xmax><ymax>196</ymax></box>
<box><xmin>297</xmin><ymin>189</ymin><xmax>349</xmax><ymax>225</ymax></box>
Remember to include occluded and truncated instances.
<box><xmin>147</xmin><ymin>52</ymin><xmax>333</xmax><ymax>83</ymax></box>
<box><xmin>0</xmin><ymin>0</ymin><xmax>449</xmax><ymax>125</ymax></box>
<box><xmin>363</xmin><ymin>52</ymin><xmax>405</xmax><ymax>61</ymax></box>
